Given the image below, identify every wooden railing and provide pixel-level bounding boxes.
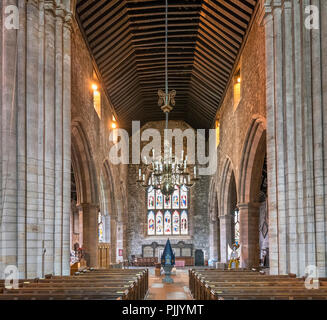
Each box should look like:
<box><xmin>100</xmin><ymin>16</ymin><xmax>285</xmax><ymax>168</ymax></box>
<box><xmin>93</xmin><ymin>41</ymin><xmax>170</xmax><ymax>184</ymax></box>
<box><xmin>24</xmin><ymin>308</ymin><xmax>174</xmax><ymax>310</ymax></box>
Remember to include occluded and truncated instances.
<box><xmin>98</xmin><ymin>243</ymin><xmax>111</xmax><ymax>269</ymax></box>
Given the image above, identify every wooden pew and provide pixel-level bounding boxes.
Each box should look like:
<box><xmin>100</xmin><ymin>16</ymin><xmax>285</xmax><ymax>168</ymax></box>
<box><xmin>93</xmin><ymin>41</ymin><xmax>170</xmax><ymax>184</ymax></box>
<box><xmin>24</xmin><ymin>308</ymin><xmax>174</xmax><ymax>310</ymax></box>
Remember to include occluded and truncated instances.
<box><xmin>0</xmin><ymin>268</ymin><xmax>149</xmax><ymax>300</ymax></box>
<box><xmin>189</xmin><ymin>269</ymin><xmax>327</xmax><ymax>300</ymax></box>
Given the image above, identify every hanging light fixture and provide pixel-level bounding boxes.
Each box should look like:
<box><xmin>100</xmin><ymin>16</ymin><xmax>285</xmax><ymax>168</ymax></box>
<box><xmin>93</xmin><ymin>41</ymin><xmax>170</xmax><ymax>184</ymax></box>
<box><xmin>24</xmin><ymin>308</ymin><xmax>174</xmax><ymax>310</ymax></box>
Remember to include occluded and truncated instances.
<box><xmin>136</xmin><ymin>0</ymin><xmax>198</xmax><ymax>196</ymax></box>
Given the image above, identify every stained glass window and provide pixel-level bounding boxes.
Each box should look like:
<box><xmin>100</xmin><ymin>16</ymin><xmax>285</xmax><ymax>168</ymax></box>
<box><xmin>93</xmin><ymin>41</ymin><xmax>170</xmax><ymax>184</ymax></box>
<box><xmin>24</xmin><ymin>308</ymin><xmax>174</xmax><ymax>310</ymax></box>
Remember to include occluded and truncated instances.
<box><xmin>181</xmin><ymin>210</ymin><xmax>188</xmax><ymax>235</ymax></box>
<box><xmin>156</xmin><ymin>189</ymin><xmax>163</xmax><ymax>209</ymax></box>
<box><xmin>172</xmin><ymin>186</ymin><xmax>180</xmax><ymax>209</ymax></box>
<box><xmin>180</xmin><ymin>185</ymin><xmax>188</xmax><ymax>209</ymax></box>
<box><xmin>148</xmin><ymin>187</ymin><xmax>155</xmax><ymax>209</ymax></box>
<box><xmin>164</xmin><ymin>195</ymin><xmax>171</xmax><ymax>209</ymax></box>
<box><xmin>156</xmin><ymin>211</ymin><xmax>163</xmax><ymax>235</ymax></box>
<box><xmin>148</xmin><ymin>211</ymin><xmax>155</xmax><ymax>235</ymax></box>
<box><xmin>172</xmin><ymin>211</ymin><xmax>180</xmax><ymax>235</ymax></box>
<box><xmin>147</xmin><ymin>185</ymin><xmax>189</xmax><ymax>236</ymax></box>
<box><xmin>234</xmin><ymin>209</ymin><xmax>240</xmax><ymax>245</ymax></box>
<box><xmin>164</xmin><ymin>211</ymin><xmax>171</xmax><ymax>235</ymax></box>
<box><xmin>98</xmin><ymin>212</ymin><xmax>104</xmax><ymax>242</ymax></box>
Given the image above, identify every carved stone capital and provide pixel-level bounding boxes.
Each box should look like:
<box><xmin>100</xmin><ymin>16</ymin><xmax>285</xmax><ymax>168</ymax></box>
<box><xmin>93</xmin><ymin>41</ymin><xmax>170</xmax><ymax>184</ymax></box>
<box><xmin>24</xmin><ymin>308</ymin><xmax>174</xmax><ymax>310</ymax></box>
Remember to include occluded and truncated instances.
<box><xmin>56</xmin><ymin>4</ymin><xmax>65</xmax><ymax>20</ymax></box>
<box><xmin>26</xmin><ymin>0</ymin><xmax>39</xmax><ymax>9</ymax></box>
<box><xmin>44</xmin><ymin>0</ymin><xmax>56</xmax><ymax>16</ymax></box>
<box><xmin>64</xmin><ymin>11</ymin><xmax>73</xmax><ymax>31</ymax></box>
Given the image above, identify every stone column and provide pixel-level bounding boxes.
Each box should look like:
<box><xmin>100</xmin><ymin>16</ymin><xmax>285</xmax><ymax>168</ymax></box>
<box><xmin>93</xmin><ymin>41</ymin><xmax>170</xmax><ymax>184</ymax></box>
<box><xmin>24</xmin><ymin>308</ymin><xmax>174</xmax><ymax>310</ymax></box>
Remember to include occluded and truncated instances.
<box><xmin>110</xmin><ymin>217</ymin><xmax>117</xmax><ymax>264</ymax></box>
<box><xmin>239</xmin><ymin>202</ymin><xmax>260</xmax><ymax>268</ymax></box>
<box><xmin>219</xmin><ymin>215</ymin><xmax>232</xmax><ymax>263</ymax></box>
<box><xmin>209</xmin><ymin>218</ymin><xmax>219</xmax><ymax>261</ymax></box>
<box><xmin>0</xmin><ymin>0</ymin><xmax>19</xmax><ymax>277</ymax></box>
<box><xmin>116</xmin><ymin>221</ymin><xmax>124</xmax><ymax>263</ymax></box>
<box><xmin>62</xmin><ymin>10</ymin><xmax>72</xmax><ymax>277</ymax></box>
<box><xmin>81</xmin><ymin>204</ymin><xmax>99</xmax><ymax>268</ymax></box>
<box><xmin>104</xmin><ymin>215</ymin><xmax>111</xmax><ymax>243</ymax></box>
<box><xmin>262</xmin><ymin>0</ymin><xmax>327</xmax><ymax>276</ymax></box>
<box><xmin>0</xmin><ymin>0</ymin><xmax>73</xmax><ymax>279</ymax></box>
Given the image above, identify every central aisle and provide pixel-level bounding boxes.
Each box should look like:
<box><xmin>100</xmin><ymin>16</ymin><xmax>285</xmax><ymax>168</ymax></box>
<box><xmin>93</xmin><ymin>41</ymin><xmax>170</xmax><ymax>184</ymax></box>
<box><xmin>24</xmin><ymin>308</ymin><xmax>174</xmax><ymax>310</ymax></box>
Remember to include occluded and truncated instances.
<box><xmin>146</xmin><ymin>268</ymin><xmax>193</xmax><ymax>300</ymax></box>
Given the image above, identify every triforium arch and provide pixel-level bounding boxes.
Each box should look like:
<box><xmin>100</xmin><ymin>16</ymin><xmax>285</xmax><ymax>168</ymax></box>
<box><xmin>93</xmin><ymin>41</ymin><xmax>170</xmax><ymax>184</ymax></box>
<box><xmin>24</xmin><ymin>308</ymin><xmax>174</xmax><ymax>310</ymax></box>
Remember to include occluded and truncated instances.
<box><xmin>218</xmin><ymin>157</ymin><xmax>238</xmax><ymax>263</ymax></box>
<box><xmin>238</xmin><ymin>115</ymin><xmax>267</xmax><ymax>268</ymax></box>
<box><xmin>208</xmin><ymin>179</ymin><xmax>220</xmax><ymax>262</ymax></box>
<box><xmin>71</xmin><ymin>121</ymin><xmax>99</xmax><ymax>267</ymax></box>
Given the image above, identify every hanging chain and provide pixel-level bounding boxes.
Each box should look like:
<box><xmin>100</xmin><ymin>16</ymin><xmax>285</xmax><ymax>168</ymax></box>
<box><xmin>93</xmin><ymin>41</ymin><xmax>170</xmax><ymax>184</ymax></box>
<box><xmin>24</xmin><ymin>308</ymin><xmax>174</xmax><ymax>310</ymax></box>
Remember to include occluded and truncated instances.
<box><xmin>165</xmin><ymin>0</ymin><xmax>168</xmax><ymax>98</ymax></box>
<box><xmin>165</xmin><ymin>0</ymin><xmax>169</xmax><ymax>131</ymax></box>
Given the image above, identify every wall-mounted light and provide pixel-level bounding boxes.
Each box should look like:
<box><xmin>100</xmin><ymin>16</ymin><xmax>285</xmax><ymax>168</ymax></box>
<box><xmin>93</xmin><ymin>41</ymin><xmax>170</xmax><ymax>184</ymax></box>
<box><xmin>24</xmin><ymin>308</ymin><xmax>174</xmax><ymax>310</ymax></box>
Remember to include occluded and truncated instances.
<box><xmin>112</xmin><ymin>122</ymin><xmax>117</xmax><ymax>129</ymax></box>
<box><xmin>92</xmin><ymin>83</ymin><xmax>98</xmax><ymax>91</ymax></box>
<box><xmin>237</xmin><ymin>77</ymin><xmax>241</xmax><ymax>83</ymax></box>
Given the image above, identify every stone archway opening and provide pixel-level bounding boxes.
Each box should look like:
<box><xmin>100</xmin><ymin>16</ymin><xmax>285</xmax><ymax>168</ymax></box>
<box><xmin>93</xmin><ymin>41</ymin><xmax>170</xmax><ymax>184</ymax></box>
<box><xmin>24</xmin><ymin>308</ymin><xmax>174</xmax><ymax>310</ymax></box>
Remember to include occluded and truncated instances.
<box><xmin>71</xmin><ymin>122</ymin><xmax>99</xmax><ymax>269</ymax></box>
<box><xmin>238</xmin><ymin>117</ymin><xmax>267</xmax><ymax>269</ymax></box>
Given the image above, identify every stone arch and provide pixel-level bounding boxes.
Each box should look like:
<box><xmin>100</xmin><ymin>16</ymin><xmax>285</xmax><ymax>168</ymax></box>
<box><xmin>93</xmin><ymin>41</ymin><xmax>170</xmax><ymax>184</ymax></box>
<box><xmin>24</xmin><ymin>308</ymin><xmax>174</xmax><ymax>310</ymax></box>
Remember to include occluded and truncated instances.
<box><xmin>218</xmin><ymin>157</ymin><xmax>238</xmax><ymax>263</ymax></box>
<box><xmin>237</xmin><ymin>115</ymin><xmax>267</xmax><ymax>268</ymax></box>
<box><xmin>100</xmin><ymin>160</ymin><xmax>118</xmax><ymax>263</ymax></box>
<box><xmin>208</xmin><ymin>179</ymin><xmax>218</xmax><ymax>221</ymax></box>
<box><xmin>71</xmin><ymin>121</ymin><xmax>98</xmax><ymax>205</ymax></box>
<box><xmin>71</xmin><ymin>120</ymin><xmax>99</xmax><ymax>267</ymax></box>
<box><xmin>219</xmin><ymin>156</ymin><xmax>237</xmax><ymax>217</ymax></box>
<box><xmin>208</xmin><ymin>179</ymin><xmax>220</xmax><ymax>262</ymax></box>
<box><xmin>238</xmin><ymin>115</ymin><xmax>267</xmax><ymax>204</ymax></box>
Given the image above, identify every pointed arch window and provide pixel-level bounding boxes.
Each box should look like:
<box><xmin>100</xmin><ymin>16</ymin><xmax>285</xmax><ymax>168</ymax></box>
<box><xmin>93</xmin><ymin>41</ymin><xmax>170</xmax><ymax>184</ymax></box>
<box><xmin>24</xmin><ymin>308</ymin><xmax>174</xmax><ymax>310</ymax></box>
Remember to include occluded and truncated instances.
<box><xmin>147</xmin><ymin>185</ymin><xmax>189</xmax><ymax>236</ymax></box>
<box><xmin>148</xmin><ymin>211</ymin><xmax>155</xmax><ymax>235</ymax></box>
<box><xmin>181</xmin><ymin>210</ymin><xmax>188</xmax><ymax>235</ymax></box>
<box><xmin>172</xmin><ymin>211</ymin><xmax>180</xmax><ymax>235</ymax></box>
<box><xmin>156</xmin><ymin>211</ymin><xmax>164</xmax><ymax>235</ymax></box>
<box><xmin>164</xmin><ymin>211</ymin><xmax>172</xmax><ymax>235</ymax></box>
<box><xmin>148</xmin><ymin>187</ymin><xmax>155</xmax><ymax>209</ymax></box>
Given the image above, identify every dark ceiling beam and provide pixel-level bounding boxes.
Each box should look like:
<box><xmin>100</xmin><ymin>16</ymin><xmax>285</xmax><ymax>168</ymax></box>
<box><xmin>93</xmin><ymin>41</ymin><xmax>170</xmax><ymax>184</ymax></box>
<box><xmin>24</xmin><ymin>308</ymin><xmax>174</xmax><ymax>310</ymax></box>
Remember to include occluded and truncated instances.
<box><xmin>76</xmin><ymin>0</ymin><xmax>258</xmax><ymax>131</ymax></box>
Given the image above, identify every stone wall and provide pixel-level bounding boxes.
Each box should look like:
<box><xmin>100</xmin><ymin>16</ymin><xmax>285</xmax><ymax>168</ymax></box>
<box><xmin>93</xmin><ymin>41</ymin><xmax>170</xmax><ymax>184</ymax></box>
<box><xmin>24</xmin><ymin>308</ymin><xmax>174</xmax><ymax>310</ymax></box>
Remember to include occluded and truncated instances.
<box><xmin>209</xmin><ymin>5</ymin><xmax>267</xmax><ymax>267</ymax></box>
<box><xmin>0</xmin><ymin>0</ymin><xmax>73</xmax><ymax>279</ymax></box>
<box><xmin>71</xmin><ymin>18</ymin><xmax>129</xmax><ymax>266</ymax></box>
<box><xmin>126</xmin><ymin>120</ymin><xmax>210</xmax><ymax>262</ymax></box>
<box><xmin>263</xmin><ymin>0</ymin><xmax>327</xmax><ymax>277</ymax></box>
<box><xmin>0</xmin><ymin>0</ymin><xmax>129</xmax><ymax>279</ymax></box>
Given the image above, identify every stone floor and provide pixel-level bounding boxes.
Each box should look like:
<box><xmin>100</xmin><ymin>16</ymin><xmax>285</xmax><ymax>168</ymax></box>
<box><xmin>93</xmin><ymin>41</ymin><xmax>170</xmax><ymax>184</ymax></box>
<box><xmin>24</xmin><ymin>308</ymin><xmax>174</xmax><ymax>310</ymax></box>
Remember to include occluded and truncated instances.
<box><xmin>146</xmin><ymin>268</ymin><xmax>193</xmax><ymax>300</ymax></box>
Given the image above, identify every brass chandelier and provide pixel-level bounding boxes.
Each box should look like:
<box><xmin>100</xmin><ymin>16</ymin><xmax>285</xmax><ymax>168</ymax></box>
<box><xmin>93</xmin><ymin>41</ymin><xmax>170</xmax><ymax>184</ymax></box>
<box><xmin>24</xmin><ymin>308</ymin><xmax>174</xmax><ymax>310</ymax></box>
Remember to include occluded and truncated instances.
<box><xmin>136</xmin><ymin>0</ymin><xmax>198</xmax><ymax>196</ymax></box>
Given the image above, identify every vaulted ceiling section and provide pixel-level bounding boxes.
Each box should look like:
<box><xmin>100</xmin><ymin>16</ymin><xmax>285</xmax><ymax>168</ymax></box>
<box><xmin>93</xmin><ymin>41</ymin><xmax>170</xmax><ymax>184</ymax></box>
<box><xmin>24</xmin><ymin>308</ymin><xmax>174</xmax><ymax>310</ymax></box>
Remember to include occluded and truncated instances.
<box><xmin>76</xmin><ymin>0</ymin><xmax>258</xmax><ymax>131</ymax></box>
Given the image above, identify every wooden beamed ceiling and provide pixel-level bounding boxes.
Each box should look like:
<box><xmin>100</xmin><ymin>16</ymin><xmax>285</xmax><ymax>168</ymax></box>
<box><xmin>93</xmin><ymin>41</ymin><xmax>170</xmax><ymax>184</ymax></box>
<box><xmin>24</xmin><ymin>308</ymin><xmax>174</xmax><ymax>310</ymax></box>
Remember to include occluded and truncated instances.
<box><xmin>76</xmin><ymin>0</ymin><xmax>258</xmax><ymax>131</ymax></box>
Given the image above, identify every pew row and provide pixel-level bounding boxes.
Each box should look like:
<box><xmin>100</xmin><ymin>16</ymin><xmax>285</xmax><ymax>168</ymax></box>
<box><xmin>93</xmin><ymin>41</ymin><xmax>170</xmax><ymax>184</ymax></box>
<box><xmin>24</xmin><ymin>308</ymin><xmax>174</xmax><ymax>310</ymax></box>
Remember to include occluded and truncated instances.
<box><xmin>0</xmin><ymin>268</ymin><xmax>148</xmax><ymax>300</ymax></box>
<box><xmin>189</xmin><ymin>269</ymin><xmax>327</xmax><ymax>300</ymax></box>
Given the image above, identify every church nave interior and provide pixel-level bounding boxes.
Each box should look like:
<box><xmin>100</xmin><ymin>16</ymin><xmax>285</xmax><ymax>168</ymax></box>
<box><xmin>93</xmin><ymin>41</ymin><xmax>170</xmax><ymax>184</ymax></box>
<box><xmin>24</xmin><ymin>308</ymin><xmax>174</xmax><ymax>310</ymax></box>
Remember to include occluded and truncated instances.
<box><xmin>0</xmin><ymin>0</ymin><xmax>327</xmax><ymax>302</ymax></box>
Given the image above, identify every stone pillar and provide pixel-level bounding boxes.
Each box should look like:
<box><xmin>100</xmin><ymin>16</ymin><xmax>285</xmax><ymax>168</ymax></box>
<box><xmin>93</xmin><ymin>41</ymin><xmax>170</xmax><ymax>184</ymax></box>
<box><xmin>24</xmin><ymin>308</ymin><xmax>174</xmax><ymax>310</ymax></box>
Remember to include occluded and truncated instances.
<box><xmin>110</xmin><ymin>217</ymin><xmax>117</xmax><ymax>264</ymax></box>
<box><xmin>0</xmin><ymin>0</ymin><xmax>73</xmax><ymax>279</ymax></box>
<box><xmin>81</xmin><ymin>204</ymin><xmax>99</xmax><ymax>268</ymax></box>
<box><xmin>116</xmin><ymin>221</ymin><xmax>124</xmax><ymax>263</ymax></box>
<box><xmin>262</xmin><ymin>0</ymin><xmax>327</xmax><ymax>276</ymax></box>
<box><xmin>209</xmin><ymin>219</ymin><xmax>219</xmax><ymax>261</ymax></box>
<box><xmin>104</xmin><ymin>215</ymin><xmax>111</xmax><ymax>243</ymax></box>
<box><xmin>0</xmin><ymin>0</ymin><xmax>19</xmax><ymax>277</ymax></box>
<box><xmin>62</xmin><ymin>8</ymin><xmax>72</xmax><ymax>278</ymax></box>
<box><xmin>219</xmin><ymin>215</ymin><xmax>232</xmax><ymax>263</ymax></box>
<box><xmin>239</xmin><ymin>202</ymin><xmax>260</xmax><ymax>268</ymax></box>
